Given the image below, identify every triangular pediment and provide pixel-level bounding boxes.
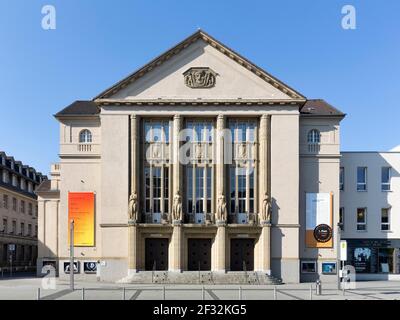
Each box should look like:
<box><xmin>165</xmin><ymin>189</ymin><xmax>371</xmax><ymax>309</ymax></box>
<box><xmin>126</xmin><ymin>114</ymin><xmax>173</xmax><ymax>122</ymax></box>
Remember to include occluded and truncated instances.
<box><xmin>94</xmin><ymin>30</ymin><xmax>306</xmax><ymax>103</ymax></box>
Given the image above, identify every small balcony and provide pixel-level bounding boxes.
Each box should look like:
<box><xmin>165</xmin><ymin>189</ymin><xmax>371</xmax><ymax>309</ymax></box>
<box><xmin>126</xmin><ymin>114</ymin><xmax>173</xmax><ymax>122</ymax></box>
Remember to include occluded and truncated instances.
<box><xmin>59</xmin><ymin>143</ymin><xmax>101</xmax><ymax>157</ymax></box>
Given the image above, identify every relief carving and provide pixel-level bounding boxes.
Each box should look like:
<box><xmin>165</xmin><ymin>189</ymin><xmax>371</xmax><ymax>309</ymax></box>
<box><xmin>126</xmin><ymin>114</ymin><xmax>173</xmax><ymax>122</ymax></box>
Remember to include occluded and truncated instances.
<box><xmin>184</xmin><ymin>67</ymin><xmax>217</xmax><ymax>88</ymax></box>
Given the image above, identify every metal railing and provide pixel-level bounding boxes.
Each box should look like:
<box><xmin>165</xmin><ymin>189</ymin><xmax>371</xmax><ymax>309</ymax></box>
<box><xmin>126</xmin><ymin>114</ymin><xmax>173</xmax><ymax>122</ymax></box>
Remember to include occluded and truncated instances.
<box><xmin>35</xmin><ymin>283</ymin><xmax>346</xmax><ymax>301</ymax></box>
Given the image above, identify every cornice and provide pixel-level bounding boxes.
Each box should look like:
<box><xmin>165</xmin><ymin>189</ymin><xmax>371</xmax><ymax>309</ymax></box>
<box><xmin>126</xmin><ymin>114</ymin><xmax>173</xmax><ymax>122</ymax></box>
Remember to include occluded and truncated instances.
<box><xmin>96</xmin><ymin>99</ymin><xmax>305</xmax><ymax>107</ymax></box>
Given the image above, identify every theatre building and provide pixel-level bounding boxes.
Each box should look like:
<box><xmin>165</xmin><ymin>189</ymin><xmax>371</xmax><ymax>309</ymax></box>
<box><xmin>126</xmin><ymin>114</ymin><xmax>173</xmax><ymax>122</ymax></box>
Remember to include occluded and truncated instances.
<box><xmin>36</xmin><ymin>31</ymin><xmax>345</xmax><ymax>283</ymax></box>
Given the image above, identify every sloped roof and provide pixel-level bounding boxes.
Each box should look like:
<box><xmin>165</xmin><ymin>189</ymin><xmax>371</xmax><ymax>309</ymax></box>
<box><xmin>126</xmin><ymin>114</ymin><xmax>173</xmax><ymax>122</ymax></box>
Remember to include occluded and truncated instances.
<box><xmin>35</xmin><ymin>180</ymin><xmax>51</xmax><ymax>192</ymax></box>
<box><xmin>55</xmin><ymin>101</ymin><xmax>100</xmax><ymax>117</ymax></box>
<box><xmin>94</xmin><ymin>30</ymin><xmax>306</xmax><ymax>101</ymax></box>
<box><xmin>300</xmin><ymin>99</ymin><xmax>345</xmax><ymax>117</ymax></box>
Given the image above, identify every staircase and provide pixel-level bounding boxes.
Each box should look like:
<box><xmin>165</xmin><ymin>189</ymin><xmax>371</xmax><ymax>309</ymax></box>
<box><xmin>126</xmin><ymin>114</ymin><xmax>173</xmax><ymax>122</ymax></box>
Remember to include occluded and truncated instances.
<box><xmin>119</xmin><ymin>271</ymin><xmax>282</xmax><ymax>284</ymax></box>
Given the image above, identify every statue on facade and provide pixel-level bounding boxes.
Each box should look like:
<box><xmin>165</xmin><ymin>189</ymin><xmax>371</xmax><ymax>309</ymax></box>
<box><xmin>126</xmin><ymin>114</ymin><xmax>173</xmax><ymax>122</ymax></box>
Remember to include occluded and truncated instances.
<box><xmin>172</xmin><ymin>190</ymin><xmax>183</xmax><ymax>221</ymax></box>
<box><xmin>260</xmin><ymin>193</ymin><xmax>271</xmax><ymax>223</ymax></box>
<box><xmin>128</xmin><ymin>191</ymin><xmax>138</xmax><ymax>222</ymax></box>
<box><xmin>216</xmin><ymin>194</ymin><xmax>228</xmax><ymax>222</ymax></box>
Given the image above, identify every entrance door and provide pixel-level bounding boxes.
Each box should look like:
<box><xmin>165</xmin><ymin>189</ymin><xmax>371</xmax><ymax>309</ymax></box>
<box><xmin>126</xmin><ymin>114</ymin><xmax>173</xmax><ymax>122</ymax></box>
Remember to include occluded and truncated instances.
<box><xmin>145</xmin><ymin>238</ymin><xmax>169</xmax><ymax>271</ymax></box>
<box><xmin>230</xmin><ymin>239</ymin><xmax>254</xmax><ymax>271</ymax></box>
<box><xmin>188</xmin><ymin>239</ymin><xmax>211</xmax><ymax>271</ymax></box>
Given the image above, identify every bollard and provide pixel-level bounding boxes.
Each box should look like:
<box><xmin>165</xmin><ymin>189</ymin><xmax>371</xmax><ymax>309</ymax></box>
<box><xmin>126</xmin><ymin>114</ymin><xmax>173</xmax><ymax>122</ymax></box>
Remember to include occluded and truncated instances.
<box><xmin>163</xmin><ymin>286</ymin><xmax>166</xmax><ymax>300</ymax></box>
<box><xmin>315</xmin><ymin>280</ymin><xmax>322</xmax><ymax>296</ymax></box>
<box><xmin>273</xmin><ymin>286</ymin><xmax>277</xmax><ymax>300</ymax></box>
<box><xmin>37</xmin><ymin>288</ymin><xmax>41</xmax><ymax>300</ymax></box>
<box><xmin>202</xmin><ymin>286</ymin><xmax>205</xmax><ymax>300</ymax></box>
<box><xmin>82</xmin><ymin>288</ymin><xmax>85</xmax><ymax>300</ymax></box>
<box><xmin>123</xmin><ymin>287</ymin><xmax>126</xmax><ymax>300</ymax></box>
<box><xmin>238</xmin><ymin>286</ymin><xmax>242</xmax><ymax>300</ymax></box>
<box><xmin>310</xmin><ymin>285</ymin><xmax>313</xmax><ymax>300</ymax></box>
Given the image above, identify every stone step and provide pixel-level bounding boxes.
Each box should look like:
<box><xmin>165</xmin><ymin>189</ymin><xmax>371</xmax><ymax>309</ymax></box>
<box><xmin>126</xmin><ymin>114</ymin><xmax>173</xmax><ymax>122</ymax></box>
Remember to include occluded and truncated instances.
<box><xmin>118</xmin><ymin>271</ymin><xmax>282</xmax><ymax>285</ymax></box>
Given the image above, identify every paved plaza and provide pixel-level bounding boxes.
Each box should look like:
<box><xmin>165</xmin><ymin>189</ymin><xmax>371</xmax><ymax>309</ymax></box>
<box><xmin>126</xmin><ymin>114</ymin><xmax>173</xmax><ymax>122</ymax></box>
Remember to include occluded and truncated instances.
<box><xmin>1</xmin><ymin>277</ymin><xmax>400</xmax><ymax>300</ymax></box>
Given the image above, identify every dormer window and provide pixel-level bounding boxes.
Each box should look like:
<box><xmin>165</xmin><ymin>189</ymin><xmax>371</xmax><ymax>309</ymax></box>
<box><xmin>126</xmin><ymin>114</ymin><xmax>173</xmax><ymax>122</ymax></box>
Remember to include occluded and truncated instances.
<box><xmin>79</xmin><ymin>129</ymin><xmax>92</xmax><ymax>143</ymax></box>
<box><xmin>307</xmin><ymin>129</ymin><xmax>321</xmax><ymax>153</ymax></box>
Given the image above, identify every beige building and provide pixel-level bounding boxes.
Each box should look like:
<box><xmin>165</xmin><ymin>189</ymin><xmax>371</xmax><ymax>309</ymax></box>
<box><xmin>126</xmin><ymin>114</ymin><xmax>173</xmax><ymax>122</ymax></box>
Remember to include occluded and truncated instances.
<box><xmin>0</xmin><ymin>151</ymin><xmax>46</xmax><ymax>270</ymax></box>
<box><xmin>36</xmin><ymin>31</ymin><xmax>345</xmax><ymax>283</ymax></box>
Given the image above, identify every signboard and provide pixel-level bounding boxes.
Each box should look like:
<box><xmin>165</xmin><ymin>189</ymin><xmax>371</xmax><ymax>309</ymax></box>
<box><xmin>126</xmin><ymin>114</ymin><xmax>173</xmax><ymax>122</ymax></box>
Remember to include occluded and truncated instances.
<box><xmin>68</xmin><ymin>192</ymin><xmax>95</xmax><ymax>246</ymax></box>
<box><xmin>322</xmin><ymin>262</ymin><xmax>337</xmax><ymax>274</ymax></box>
<box><xmin>83</xmin><ymin>261</ymin><xmax>97</xmax><ymax>274</ymax></box>
<box><xmin>63</xmin><ymin>261</ymin><xmax>80</xmax><ymax>274</ymax></box>
<box><xmin>340</xmin><ymin>240</ymin><xmax>347</xmax><ymax>261</ymax></box>
<box><xmin>8</xmin><ymin>244</ymin><xmax>15</xmax><ymax>251</ymax></box>
<box><xmin>306</xmin><ymin>193</ymin><xmax>333</xmax><ymax>248</ymax></box>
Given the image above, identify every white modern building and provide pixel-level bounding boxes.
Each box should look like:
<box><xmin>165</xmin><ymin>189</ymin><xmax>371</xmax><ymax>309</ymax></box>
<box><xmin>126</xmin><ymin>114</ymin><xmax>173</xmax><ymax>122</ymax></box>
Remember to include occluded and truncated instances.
<box><xmin>340</xmin><ymin>151</ymin><xmax>400</xmax><ymax>280</ymax></box>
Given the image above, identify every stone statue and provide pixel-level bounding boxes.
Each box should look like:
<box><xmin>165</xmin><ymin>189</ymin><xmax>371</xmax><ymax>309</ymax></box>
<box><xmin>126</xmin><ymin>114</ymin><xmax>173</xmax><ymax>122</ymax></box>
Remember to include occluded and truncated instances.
<box><xmin>172</xmin><ymin>191</ymin><xmax>183</xmax><ymax>221</ymax></box>
<box><xmin>128</xmin><ymin>191</ymin><xmax>138</xmax><ymax>222</ymax></box>
<box><xmin>260</xmin><ymin>193</ymin><xmax>271</xmax><ymax>223</ymax></box>
<box><xmin>216</xmin><ymin>194</ymin><xmax>227</xmax><ymax>222</ymax></box>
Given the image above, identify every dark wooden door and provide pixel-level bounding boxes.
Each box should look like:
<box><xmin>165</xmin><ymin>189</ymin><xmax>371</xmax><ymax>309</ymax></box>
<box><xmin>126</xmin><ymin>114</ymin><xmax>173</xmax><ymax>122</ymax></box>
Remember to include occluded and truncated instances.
<box><xmin>230</xmin><ymin>239</ymin><xmax>255</xmax><ymax>271</ymax></box>
<box><xmin>145</xmin><ymin>238</ymin><xmax>169</xmax><ymax>270</ymax></box>
<box><xmin>188</xmin><ymin>239</ymin><xmax>212</xmax><ymax>271</ymax></box>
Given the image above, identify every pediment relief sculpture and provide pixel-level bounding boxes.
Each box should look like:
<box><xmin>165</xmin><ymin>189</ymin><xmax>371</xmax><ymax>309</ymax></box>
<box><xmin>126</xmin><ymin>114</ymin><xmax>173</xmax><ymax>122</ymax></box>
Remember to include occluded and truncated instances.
<box><xmin>183</xmin><ymin>67</ymin><xmax>217</xmax><ymax>89</ymax></box>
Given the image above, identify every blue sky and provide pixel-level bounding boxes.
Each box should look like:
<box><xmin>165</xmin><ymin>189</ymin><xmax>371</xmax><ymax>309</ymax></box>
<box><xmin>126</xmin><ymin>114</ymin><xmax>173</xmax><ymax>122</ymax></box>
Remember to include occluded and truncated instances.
<box><xmin>0</xmin><ymin>0</ymin><xmax>399</xmax><ymax>174</ymax></box>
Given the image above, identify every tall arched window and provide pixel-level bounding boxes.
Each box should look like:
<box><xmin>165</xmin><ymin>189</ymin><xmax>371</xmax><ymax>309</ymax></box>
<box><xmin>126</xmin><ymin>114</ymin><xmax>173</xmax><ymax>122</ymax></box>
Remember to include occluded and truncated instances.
<box><xmin>307</xmin><ymin>129</ymin><xmax>320</xmax><ymax>153</ymax></box>
<box><xmin>79</xmin><ymin>129</ymin><xmax>92</xmax><ymax>143</ymax></box>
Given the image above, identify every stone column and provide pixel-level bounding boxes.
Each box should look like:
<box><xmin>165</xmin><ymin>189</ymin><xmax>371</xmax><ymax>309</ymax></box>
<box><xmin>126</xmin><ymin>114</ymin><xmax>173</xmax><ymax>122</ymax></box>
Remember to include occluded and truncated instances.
<box><xmin>169</xmin><ymin>223</ymin><xmax>182</xmax><ymax>272</ymax></box>
<box><xmin>128</xmin><ymin>115</ymin><xmax>139</xmax><ymax>274</ymax></box>
<box><xmin>215</xmin><ymin>114</ymin><xmax>226</xmax><ymax>272</ymax></box>
<box><xmin>169</xmin><ymin>114</ymin><xmax>183</xmax><ymax>272</ymax></box>
<box><xmin>215</xmin><ymin>221</ymin><xmax>226</xmax><ymax>271</ymax></box>
<box><xmin>216</xmin><ymin>114</ymin><xmax>225</xmax><ymax>201</ymax></box>
<box><xmin>259</xmin><ymin>114</ymin><xmax>271</xmax><ymax>273</ymax></box>
<box><xmin>259</xmin><ymin>114</ymin><xmax>268</xmax><ymax>210</ymax></box>
<box><xmin>172</xmin><ymin>115</ymin><xmax>182</xmax><ymax>198</ymax></box>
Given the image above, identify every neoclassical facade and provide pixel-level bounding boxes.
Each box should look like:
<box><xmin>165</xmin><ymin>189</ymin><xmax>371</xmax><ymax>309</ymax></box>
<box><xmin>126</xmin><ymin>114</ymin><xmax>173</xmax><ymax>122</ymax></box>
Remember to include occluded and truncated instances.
<box><xmin>36</xmin><ymin>31</ymin><xmax>345</xmax><ymax>283</ymax></box>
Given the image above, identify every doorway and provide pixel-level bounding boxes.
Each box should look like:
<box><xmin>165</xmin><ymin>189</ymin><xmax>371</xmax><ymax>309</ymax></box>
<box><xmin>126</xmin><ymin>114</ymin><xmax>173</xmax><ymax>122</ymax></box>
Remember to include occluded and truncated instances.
<box><xmin>145</xmin><ymin>238</ymin><xmax>169</xmax><ymax>271</ymax></box>
<box><xmin>188</xmin><ymin>239</ymin><xmax>211</xmax><ymax>271</ymax></box>
<box><xmin>230</xmin><ymin>238</ymin><xmax>254</xmax><ymax>271</ymax></box>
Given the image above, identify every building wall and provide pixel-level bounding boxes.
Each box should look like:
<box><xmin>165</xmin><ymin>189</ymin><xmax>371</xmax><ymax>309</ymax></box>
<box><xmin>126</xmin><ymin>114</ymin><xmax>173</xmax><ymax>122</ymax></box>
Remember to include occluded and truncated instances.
<box><xmin>340</xmin><ymin>152</ymin><xmax>400</xmax><ymax>278</ymax></box>
<box><xmin>299</xmin><ymin>117</ymin><xmax>341</xmax><ymax>282</ymax></box>
<box><xmin>340</xmin><ymin>152</ymin><xmax>400</xmax><ymax>239</ymax></box>
<box><xmin>0</xmin><ymin>153</ymin><xmax>45</xmax><ymax>269</ymax></box>
<box><xmin>270</xmin><ymin>113</ymin><xmax>300</xmax><ymax>283</ymax></box>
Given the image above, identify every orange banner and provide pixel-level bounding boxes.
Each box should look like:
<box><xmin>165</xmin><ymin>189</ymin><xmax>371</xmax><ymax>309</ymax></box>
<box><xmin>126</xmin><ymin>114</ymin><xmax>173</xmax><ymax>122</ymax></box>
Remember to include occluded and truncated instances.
<box><xmin>68</xmin><ymin>192</ymin><xmax>95</xmax><ymax>247</ymax></box>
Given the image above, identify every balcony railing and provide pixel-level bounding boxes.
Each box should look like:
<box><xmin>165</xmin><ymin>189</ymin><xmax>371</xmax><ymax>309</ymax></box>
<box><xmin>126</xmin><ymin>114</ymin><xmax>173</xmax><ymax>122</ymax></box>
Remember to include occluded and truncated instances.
<box><xmin>307</xmin><ymin>143</ymin><xmax>320</xmax><ymax>153</ymax></box>
<box><xmin>60</xmin><ymin>143</ymin><xmax>100</xmax><ymax>156</ymax></box>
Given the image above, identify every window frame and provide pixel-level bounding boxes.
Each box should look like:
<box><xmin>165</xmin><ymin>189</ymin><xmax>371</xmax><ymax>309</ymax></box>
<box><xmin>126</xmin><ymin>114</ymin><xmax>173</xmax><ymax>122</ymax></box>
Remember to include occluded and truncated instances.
<box><xmin>339</xmin><ymin>167</ymin><xmax>344</xmax><ymax>191</ymax></box>
<box><xmin>184</xmin><ymin>120</ymin><xmax>214</xmax><ymax>223</ymax></box>
<box><xmin>307</xmin><ymin>129</ymin><xmax>321</xmax><ymax>144</ymax></box>
<box><xmin>79</xmin><ymin>129</ymin><xmax>93</xmax><ymax>143</ymax></box>
<box><xmin>356</xmin><ymin>207</ymin><xmax>367</xmax><ymax>231</ymax></box>
<box><xmin>142</xmin><ymin>119</ymin><xmax>171</xmax><ymax>223</ymax></box>
<box><xmin>381</xmin><ymin>167</ymin><xmax>391</xmax><ymax>192</ymax></box>
<box><xmin>357</xmin><ymin>167</ymin><xmax>367</xmax><ymax>192</ymax></box>
<box><xmin>301</xmin><ymin>260</ymin><xmax>317</xmax><ymax>274</ymax></box>
<box><xmin>381</xmin><ymin>208</ymin><xmax>391</xmax><ymax>231</ymax></box>
<box><xmin>339</xmin><ymin>207</ymin><xmax>345</xmax><ymax>230</ymax></box>
<box><xmin>228</xmin><ymin>119</ymin><xmax>257</xmax><ymax>224</ymax></box>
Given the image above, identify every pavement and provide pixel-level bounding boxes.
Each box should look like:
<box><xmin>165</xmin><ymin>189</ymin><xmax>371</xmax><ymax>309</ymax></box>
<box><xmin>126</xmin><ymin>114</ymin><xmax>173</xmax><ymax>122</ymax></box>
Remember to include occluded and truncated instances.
<box><xmin>1</xmin><ymin>277</ymin><xmax>400</xmax><ymax>300</ymax></box>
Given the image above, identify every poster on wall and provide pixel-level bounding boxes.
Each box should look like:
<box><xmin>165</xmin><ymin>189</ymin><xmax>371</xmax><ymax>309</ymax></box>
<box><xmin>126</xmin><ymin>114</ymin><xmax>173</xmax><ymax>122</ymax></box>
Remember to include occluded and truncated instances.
<box><xmin>306</xmin><ymin>192</ymin><xmax>333</xmax><ymax>248</ymax></box>
<box><xmin>353</xmin><ymin>247</ymin><xmax>372</xmax><ymax>273</ymax></box>
<box><xmin>68</xmin><ymin>192</ymin><xmax>95</xmax><ymax>247</ymax></box>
